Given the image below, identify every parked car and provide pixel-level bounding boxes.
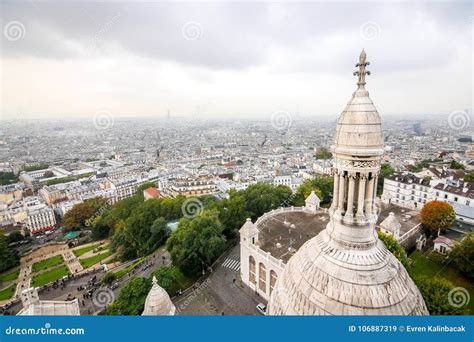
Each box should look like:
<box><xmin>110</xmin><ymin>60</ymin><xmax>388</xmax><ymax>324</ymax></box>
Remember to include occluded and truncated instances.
<box><xmin>256</xmin><ymin>303</ymin><xmax>267</xmax><ymax>315</ymax></box>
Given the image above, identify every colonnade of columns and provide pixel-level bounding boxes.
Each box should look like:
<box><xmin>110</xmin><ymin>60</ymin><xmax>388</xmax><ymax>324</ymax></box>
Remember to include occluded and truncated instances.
<box><xmin>330</xmin><ymin>169</ymin><xmax>378</xmax><ymax>222</ymax></box>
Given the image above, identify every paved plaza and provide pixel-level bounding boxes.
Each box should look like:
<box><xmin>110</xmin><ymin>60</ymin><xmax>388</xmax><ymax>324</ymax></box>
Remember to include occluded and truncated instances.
<box><xmin>174</xmin><ymin>244</ymin><xmax>264</xmax><ymax>316</ymax></box>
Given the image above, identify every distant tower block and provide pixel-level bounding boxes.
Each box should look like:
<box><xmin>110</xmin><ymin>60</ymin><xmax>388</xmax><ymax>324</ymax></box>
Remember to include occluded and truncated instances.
<box><xmin>268</xmin><ymin>51</ymin><xmax>428</xmax><ymax>316</ymax></box>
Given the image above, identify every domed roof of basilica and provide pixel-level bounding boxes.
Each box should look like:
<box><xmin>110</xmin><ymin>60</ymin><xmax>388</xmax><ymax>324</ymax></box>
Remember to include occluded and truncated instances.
<box><xmin>268</xmin><ymin>51</ymin><xmax>428</xmax><ymax>316</ymax></box>
<box><xmin>268</xmin><ymin>229</ymin><xmax>428</xmax><ymax>315</ymax></box>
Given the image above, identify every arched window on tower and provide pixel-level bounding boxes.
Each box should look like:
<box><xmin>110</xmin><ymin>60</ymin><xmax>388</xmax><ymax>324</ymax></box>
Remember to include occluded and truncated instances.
<box><xmin>249</xmin><ymin>256</ymin><xmax>256</xmax><ymax>284</ymax></box>
<box><xmin>269</xmin><ymin>270</ymin><xmax>277</xmax><ymax>295</ymax></box>
<box><xmin>259</xmin><ymin>263</ymin><xmax>267</xmax><ymax>293</ymax></box>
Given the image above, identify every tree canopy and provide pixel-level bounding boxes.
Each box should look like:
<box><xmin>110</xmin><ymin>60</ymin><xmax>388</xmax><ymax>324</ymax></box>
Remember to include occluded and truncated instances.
<box><xmin>377</xmin><ymin>231</ymin><xmax>410</xmax><ymax>269</ymax></box>
<box><xmin>315</xmin><ymin>148</ymin><xmax>332</xmax><ymax>160</ymax></box>
<box><xmin>377</xmin><ymin>163</ymin><xmax>395</xmax><ymax>195</ymax></box>
<box><xmin>0</xmin><ymin>234</ymin><xmax>19</xmax><ymax>273</ymax></box>
<box><xmin>106</xmin><ymin>277</ymin><xmax>151</xmax><ymax>315</ymax></box>
<box><xmin>292</xmin><ymin>177</ymin><xmax>333</xmax><ymax>206</ymax></box>
<box><xmin>167</xmin><ymin>211</ymin><xmax>226</xmax><ymax>276</ymax></box>
<box><xmin>414</xmin><ymin>277</ymin><xmax>468</xmax><ymax>315</ymax></box>
<box><xmin>63</xmin><ymin>202</ymin><xmax>97</xmax><ymax>231</ymax></box>
<box><xmin>153</xmin><ymin>266</ymin><xmax>188</xmax><ymax>295</ymax></box>
<box><xmin>448</xmin><ymin>234</ymin><xmax>474</xmax><ymax>278</ymax></box>
<box><xmin>420</xmin><ymin>201</ymin><xmax>456</xmax><ymax>234</ymax></box>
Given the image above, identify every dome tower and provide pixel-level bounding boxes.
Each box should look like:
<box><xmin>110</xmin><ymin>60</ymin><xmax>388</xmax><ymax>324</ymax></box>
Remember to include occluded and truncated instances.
<box><xmin>268</xmin><ymin>51</ymin><xmax>428</xmax><ymax>315</ymax></box>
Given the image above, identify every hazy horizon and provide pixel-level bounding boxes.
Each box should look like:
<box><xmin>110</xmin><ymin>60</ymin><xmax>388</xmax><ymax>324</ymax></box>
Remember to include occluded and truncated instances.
<box><xmin>1</xmin><ymin>1</ymin><xmax>472</xmax><ymax>121</ymax></box>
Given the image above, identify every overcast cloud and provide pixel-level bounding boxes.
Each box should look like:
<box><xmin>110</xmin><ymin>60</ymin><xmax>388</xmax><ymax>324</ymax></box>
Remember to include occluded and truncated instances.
<box><xmin>0</xmin><ymin>0</ymin><xmax>472</xmax><ymax>120</ymax></box>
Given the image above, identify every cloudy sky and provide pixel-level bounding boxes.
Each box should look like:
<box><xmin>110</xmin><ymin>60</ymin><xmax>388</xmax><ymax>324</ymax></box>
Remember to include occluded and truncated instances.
<box><xmin>0</xmin><ymin>0</ymin><xmax>472</xmax><ymax>120</ymax></box>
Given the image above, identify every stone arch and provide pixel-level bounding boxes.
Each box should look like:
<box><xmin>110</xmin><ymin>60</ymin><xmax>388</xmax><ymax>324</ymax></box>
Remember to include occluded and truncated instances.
<box><xmin>249</xmin><ymin>256</ymin><xmax>256</xmax><ymax>284</ymax></box>
<box><xmin>258</xmin><ymin>262</ymin><xmax>267</xmax><ymax>293</ymax></box>
<box><xmin>269</xmin><ymin>270</ymin><xmax>278</xmax><ymax>295</ymax></box>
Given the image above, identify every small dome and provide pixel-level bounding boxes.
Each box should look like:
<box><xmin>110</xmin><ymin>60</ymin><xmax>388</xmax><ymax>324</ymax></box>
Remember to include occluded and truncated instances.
<box><xmin>142</xmin><ymin>276</ymin><xmax>176</xmax><ymax>316</ymax></box>
<box><xmin>380</xmin><ymin>212</ymin><xmax>401</xmax><ymax>233</ymax></box>
<box><xmin>333</xmin><ymin>88</ymin><xmax>384</xmax><ymax>156</ymax></box>
<box><xmin>305</xmin><ymin>191</ymin><xmax>320</xmax><ymax>205</ymax></box>
<box><xmin>332</xmin><ymin>50</ymin><xmax>384</xmax><ymax>157</ymax></box>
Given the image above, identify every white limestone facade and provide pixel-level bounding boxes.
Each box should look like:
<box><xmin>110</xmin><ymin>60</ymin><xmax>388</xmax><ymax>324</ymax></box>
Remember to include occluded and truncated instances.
<box><xmin>240</xmin><ymin>199</ymin><xmax>324</xmax><ymax>301</ymax></box>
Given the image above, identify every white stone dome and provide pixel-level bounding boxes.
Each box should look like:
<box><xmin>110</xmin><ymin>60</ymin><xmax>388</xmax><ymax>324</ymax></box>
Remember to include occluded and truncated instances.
<box><xmin>333</xmin><ymin>88</ymin><xmax>384</xmax><ymax>157</ymax></box>
<box><xmin>268</xmin><ymin>229</ymin><xmax>428</xmax><ymax>315</ymax></box>
<box><xmin>142</xmin><ymin>276</ymin><xmax>176</xmax><ymax>316</ymax></box>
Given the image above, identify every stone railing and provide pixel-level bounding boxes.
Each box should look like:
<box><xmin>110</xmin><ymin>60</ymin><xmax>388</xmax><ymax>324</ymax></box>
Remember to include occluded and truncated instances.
<box><xmin>248</xmin><ymin>242</ymin><xmax>285</xmax><ymax>270</ymax></box>
<box><xmin>254</xmin><ymin>206</ymin><xmax>312</xmax><ymax>227</ymax></box>
<box><xmin>398</xmin><ymin>223</ymin><xmax>423</xmax><ymax>247</ymax></box>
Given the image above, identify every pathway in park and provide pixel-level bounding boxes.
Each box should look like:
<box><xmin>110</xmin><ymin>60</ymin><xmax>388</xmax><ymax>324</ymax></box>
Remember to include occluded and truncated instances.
<box><xmin>62</xmin><ymin>250</ymin><xmax>83</xmax><ymax>275</ymax></box>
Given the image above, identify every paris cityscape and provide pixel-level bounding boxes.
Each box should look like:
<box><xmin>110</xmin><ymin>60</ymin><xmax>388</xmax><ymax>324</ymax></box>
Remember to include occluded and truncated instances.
<box><xmin>0</xmin><ymin>0</ymin><xmax>473</xmax><ymax>320</ymax></box>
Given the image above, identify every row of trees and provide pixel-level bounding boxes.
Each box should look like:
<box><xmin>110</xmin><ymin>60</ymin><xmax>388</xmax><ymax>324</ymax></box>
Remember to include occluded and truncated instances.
<box><xmin>105</xmin><ymin>265</ymin><xmax>188</xmax><ymax>315</ymax></box>
<box><xmin>0</xmin><ymin>233</ymin><xmax>20</xmax><ymax>273</ymax></box>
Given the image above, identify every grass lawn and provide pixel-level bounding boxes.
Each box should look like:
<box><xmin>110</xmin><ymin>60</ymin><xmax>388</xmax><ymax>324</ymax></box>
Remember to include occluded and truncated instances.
<box><xmin>410</xmin><ymin>251</ymin><xmax>473</xmax><ymax>314</ymax></box>
<box><xmin>0</xmin><ymin>284</ymin><xmax>16</xmax><ymax>301</ymax></box>
<box><xmin>80</xmin><ymin>251</ymin><xmax>113</xmax><ymax>269</ymax></box>
<box><xmin>0</xmin><ymin>269</ymin><xmax>20</xmax><ymax>282</ymax></box>
<box><xmin>31</xmin><ymin>265</ymin><xmax>70</xmax><ymax>288</ymax></box>
<box><xmin>32</xmin><ymin>255</ymin><xmax>64</xmax><ymax>273</ymax></box>
<box><xmin>73</xmin><ymin>243</ymin><xmax>102</xmax><ymax>257</ymax></box>
<box><xmin>114</xmin><ymin>258</ymin><xmax>145</xmax><ymax>279</ymax></box>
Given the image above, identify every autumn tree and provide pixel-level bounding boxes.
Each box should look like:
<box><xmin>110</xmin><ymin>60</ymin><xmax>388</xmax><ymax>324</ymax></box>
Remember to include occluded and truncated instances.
<box><xmin>420</xmin><ymin>201</ymin><xmax>456</xmax><ymax>234</ymax></box>
<box><xmin>62</xmin><ymin>202</ymin><xmax>96</xmax><ymax>231</ymax></box>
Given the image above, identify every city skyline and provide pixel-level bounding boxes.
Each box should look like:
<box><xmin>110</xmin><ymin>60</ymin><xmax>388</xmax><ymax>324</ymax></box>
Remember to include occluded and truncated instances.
<box><xmin>1</xmin><ymin>1</ymin><xmax>472</xmax><ymax>120</ymax></box>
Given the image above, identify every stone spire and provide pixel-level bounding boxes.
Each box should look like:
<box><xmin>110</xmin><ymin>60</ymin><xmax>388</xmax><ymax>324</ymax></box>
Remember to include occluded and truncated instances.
<box><xmin>353</xmin><ymin>49</ymin><xmax>371</xmax><ymax>89</ymax></box>
<box><xmin>142</xmin><ymin>276</ymin><xmax>176</xmax><ymax>316</ymax></box>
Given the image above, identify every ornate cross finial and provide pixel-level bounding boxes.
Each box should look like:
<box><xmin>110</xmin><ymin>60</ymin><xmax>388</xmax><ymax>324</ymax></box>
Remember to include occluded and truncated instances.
<box><xmin>353</xmin><ymin>49</ymin><xmax>371</xmax><ymax>88</ymax></box>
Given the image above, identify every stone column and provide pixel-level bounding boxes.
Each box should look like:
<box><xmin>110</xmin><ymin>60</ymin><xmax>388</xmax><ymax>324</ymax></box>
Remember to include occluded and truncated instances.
<box><xmin>345</xmin><ymin>173</ymin><xmax>355</xmax><ymax>219</ymax></box>
<box><xmin>365</xmin><ymin>174</ymin><xmax>375</xmax><ymax>214</ymax></box>
<box><xmin>356</xmin><ymin>173</ymin><xmax>366</xmax><ymax>218</ymax></box>
<box><xmin>330</xmin><ymin>170</ymin><xmax>340</xmax><ymax>211</ymax></box>
<box><xmin>373</xmin><ymin>174</ymin><xmax>378</xmax><ymax>199</ymax></box>
<box><xmin>337</xmin><ymin>173</ymin><xmax>346</xmax><ymax>212</ymax></box>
